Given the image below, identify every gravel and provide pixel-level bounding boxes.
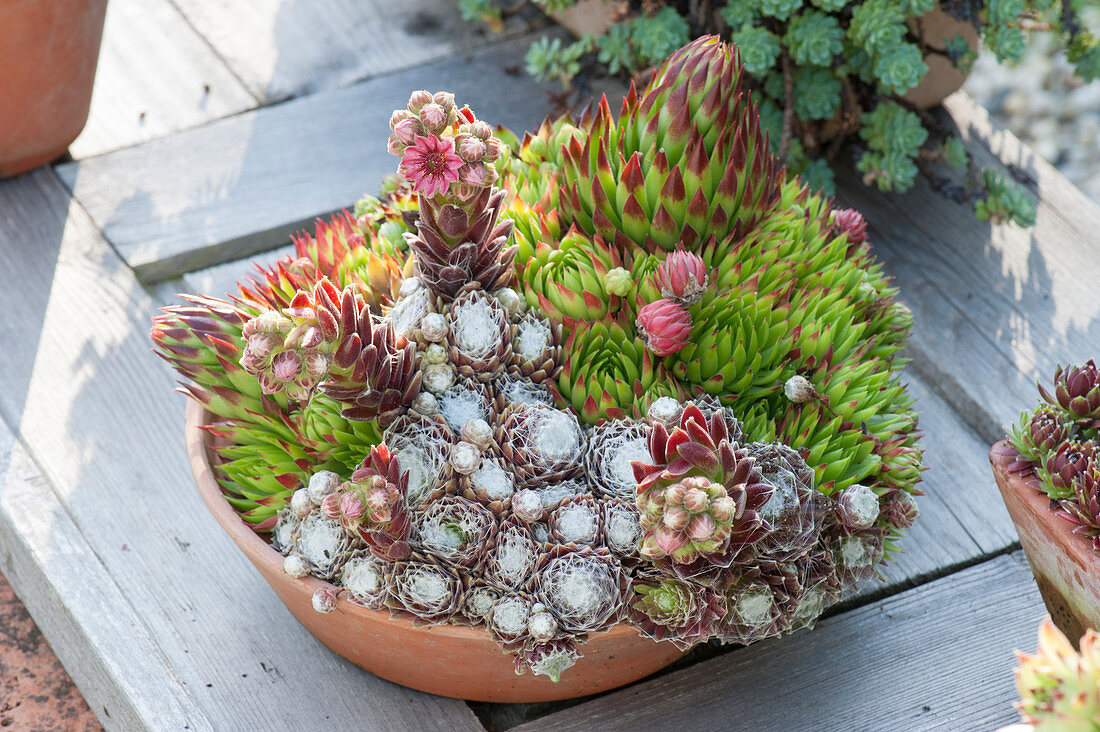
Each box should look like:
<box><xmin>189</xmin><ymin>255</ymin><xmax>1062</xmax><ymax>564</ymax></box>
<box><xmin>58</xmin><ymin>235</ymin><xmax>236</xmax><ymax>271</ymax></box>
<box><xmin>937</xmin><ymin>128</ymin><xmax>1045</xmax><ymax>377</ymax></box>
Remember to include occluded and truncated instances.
<box><xmin>964</xmin><ymin>34</ymin><xmax>1100</xmax><ymax>202</ymax></box>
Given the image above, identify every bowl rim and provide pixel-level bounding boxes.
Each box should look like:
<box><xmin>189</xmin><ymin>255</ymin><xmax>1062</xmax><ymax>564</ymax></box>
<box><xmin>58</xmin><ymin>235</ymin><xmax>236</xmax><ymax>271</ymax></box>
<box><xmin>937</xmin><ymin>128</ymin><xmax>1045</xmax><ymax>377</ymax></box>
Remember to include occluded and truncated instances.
<box><xmin>184</xmin><ymin>397</ymin><xmax>643</xmax><ymax>643</ymax></box>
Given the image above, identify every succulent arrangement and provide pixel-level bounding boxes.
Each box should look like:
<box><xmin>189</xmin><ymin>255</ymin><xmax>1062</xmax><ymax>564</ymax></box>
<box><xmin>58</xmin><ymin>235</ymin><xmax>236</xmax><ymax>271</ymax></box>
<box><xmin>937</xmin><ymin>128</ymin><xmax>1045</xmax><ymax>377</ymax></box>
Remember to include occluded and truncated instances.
<box><xmin>152</xmin><ymin>37</ymin><xmax>923</xmax><ymax>684</ymax></box>
<box><xmin>1008</xmin><ymin>361</ymin><xmax>1100</xmax><ymax>550</ymax></box>
<box><xmin>1013</xmin><ymin>617</ymin><xmax>1100</xmax><ymax>729</ymax></box>
<box><xmin>462</xmin><ymin>0</ymin><xmax>1100</xmax><ymax>227</ymax></box>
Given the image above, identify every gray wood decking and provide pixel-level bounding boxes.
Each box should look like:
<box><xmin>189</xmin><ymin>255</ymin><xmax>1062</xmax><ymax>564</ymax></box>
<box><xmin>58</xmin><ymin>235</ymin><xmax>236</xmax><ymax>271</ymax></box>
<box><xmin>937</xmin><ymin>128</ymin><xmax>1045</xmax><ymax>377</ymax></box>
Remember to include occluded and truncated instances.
<box><xmin>1</xmin><ymin>2</ymin><xmax>1095</xmax><ymax>729</ymax></box>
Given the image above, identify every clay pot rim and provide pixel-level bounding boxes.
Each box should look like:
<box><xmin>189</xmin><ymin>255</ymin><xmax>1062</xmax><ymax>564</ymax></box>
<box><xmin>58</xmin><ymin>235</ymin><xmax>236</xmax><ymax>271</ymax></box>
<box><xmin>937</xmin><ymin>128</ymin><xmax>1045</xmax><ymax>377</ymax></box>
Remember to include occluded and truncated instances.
<box><xmin>185</xmin><ymin>397</ymin><xmax>642</xmax><ymax>643</ymax></box>
<box><xmin>989</xmin><ymin>439</ymin><xmax>1098</xmax><ymax>553</ymax></box>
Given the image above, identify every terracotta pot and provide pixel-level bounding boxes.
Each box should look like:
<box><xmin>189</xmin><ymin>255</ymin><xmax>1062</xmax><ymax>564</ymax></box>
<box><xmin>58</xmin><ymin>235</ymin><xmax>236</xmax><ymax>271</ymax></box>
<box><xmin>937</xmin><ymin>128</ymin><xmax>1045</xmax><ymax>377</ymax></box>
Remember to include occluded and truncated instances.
<box><xmin>903</xmin><ymin>5</ymin><xmax>981</xmax><ymax>109</ymax></box>
<box><xmin>989</xmin><ymin>441</ymin><xmax>1100</xmax><ymax>645</ymax></box>
<box><xmin>551</xmin><ymin>0</ymin><xmax>621</xmax><ymax>38</ymax></box>
<box><xmin>186</xmin><ymin>399</ymin><xmax>686</xmax><ymax>702</ymax></box>
<box><xmin>0</xmin><ymin>0</ymin><xmax>108</xmax><ymax>178</ymax></box>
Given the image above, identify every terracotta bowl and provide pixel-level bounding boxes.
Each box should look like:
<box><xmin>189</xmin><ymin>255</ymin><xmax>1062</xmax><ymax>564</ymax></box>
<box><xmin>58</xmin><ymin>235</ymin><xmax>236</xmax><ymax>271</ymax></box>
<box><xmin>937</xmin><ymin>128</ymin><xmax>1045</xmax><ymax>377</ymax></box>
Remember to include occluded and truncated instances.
<box><xmin>990</xmin><ymin>441</ymin><xmax>1100</xmax><ymax>645</ymax></box>
<box><xmin>186</xmin><ymin>399</ymin><xmax>686</xmax><ymax>702</ymax></box>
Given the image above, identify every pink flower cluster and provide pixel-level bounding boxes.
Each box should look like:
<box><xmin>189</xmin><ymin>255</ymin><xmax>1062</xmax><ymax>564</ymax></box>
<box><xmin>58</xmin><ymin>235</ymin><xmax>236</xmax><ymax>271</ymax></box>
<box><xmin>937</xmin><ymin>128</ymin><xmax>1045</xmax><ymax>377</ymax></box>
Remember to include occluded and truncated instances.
<box><xmin>388</xmin><ymin>90</ymin><xmax>506</xmax><ymax>199</ymax></box>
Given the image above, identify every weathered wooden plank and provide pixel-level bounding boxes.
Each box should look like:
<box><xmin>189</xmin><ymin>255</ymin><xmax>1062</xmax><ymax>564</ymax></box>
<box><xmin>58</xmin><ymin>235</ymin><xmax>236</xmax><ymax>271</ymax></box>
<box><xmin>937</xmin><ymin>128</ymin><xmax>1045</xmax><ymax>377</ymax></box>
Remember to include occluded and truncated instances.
<box><xmin>58</xmin><ymin>34</ymin><xmax>566</xmax><ymax>283</ymax></box>
<box><xmin>836</xmin><ymin>92</ymin><xmax>1100</xmax><ymax>445</ymax></box>
<box><xmin>0</xmin><ymin>169</ymin><xmax>481</xmax><ymax>730</ymax></box>
<box><xmin>0</xmin><ymin>417</ymin><xmax>210</xmax><ymax>731</ymax></box>
<box><xmin>168</xmin><ymin>0</ymin><xmax>536</xmax><ymax>103</ymax></box>
<box><xmin>518</xmin><ymin>552</ymin><xmax>1043</xmax><ymax>731</ymax></box>
<box><xmin>181</xmin><ymin>243</ymin><xmax>297</xmax><ymax>300</ymax></box>
<box><xmin>69</xmin><ymin>0</ymin><xmax>258</xmax><ymax>160</ymax></box>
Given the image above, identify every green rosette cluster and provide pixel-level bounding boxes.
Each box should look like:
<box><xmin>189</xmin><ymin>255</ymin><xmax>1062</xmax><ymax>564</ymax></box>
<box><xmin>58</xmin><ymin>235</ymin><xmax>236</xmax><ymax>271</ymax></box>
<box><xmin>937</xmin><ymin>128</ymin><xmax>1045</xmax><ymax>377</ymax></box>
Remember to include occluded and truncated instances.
<box><xmin>501</xmin><ymin>36</ymin><xmax>921</xmax><ymax>559</ymax></box>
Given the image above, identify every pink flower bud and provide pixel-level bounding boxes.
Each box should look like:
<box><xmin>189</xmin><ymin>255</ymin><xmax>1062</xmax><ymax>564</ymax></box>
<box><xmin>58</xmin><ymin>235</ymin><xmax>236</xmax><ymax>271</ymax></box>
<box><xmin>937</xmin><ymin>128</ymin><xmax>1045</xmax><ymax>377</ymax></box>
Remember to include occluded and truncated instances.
<box><xmin>655</xmin><ymin>250</ymin><xmax>709</xmax><ymax>305</ymax></box>
<box><xmin>244</xmin><ymin>309</ymin><xmax>289</xmax><ymax>336</ymax></box>
<box><xmin>304</xmin><ymin>350</ymin><xmax>328</xmax><ymax>378</ymax></box>
<box><xmin>662</xmin><ymin>505</ymin><xmax>691</xmax><ymax>531</ymax></box>
<box><xmin>257</xmin><ymin>372</ymin><xmax>282</xmax><ymax>394</ymax></box>
<box><xmin>458</xmin><ymin>161</ymin><xmax>496</xmax><ymax>187</ymax></box>
<box><xmin>470</xmin><ymin>121</ymin><xmax>493</xmax><ymax>139</ymax></box>
<box><xmin>312</xmin><ymin>586</ymin><xmax>338</xmax><ymax>614</ymax></box>
<box><xmin>320</xmin><ymin>492</ymin><xmax>342</xmax><ymax>520</ymax></box>
<box><xmin>710</xmin><ymin>495</ymin><xmax>735</xmax><ymax>522</ymax></box>
<box><xmin>655</xmin><ymin>525</ymin><xmax>688</xmax><ymax>556</ymax></box>
<box><xmin>245</xmin><ymin>333</ymin><xmax>277</xmax><ymax>360</ymax></box>
<box><xmin>830</xmin><ymin>208</ymin><xmax>868</xmax><ymax>245</ymax></box>
<box><xmin>432</xmin><ymin>91</ymin><xmax>455</xmax><ymax>110</ymax></box>
<box><xmin>393</xmin><ymin>116</ymin><xmax>420</xmax><ymax>145</ymax></box>
<box><xmin>271</xmin><ymin>350</ymin><xmax>302</xmax><ymax>382</ymax></box>
<box><xmin>683</xmin><ymin>487</ymin><xmax>710</xmax><ymax>514</ymax></box>
<box><xmin>484</xmin><ymin>137</ymin><xmax>505</xmax><ymax>161</ymax></box>
<box><xmin>406</xmin><ymin>90</ymin><xmax>433</xmax><ymax>113</ymax></box>
<box><xmin>664</xmin><ymin>484</ymin><xmax>685</xmax><ymax>506</ymax></box>
<box><xmin>364</xmin><ymin>487</ymin><xmax>389</xmax><ymax>513</ymax></box>
<box><xmin>419</xmin><ymin>103</ymin><xmax>447</xmax><ymax>132</ymax></box>
<box><xmin>340</xmin><ymin>491</ymin><xmax>366</xmax><ymax>521</ymax></box>
<box><xmin>686</xmin><ymin>513</ymin><xmax>717</xmax><ymax>541</ymax></box>
<box><xmin>456</xmin><ymin>135</ymin><xmax>487</xmax><ymax>162</ymax></box>
<box><xmin>297</xmin><ymin>324</ymin><xmax>323</xmax><ymax>350</ymax></box>
<box><xmin>386</xmin><ymin>136</ymin><xmax>406</xmax><ymax>156</ymax></box>
<box><xmin>389</xmin><ymin>108</ymin><xmax>413</xmax><ymax>129</ymax></box>
<box><xmin>636</xmin><ymin>299</ymin><xmax>693</xmax><ymax>357</ymax></box>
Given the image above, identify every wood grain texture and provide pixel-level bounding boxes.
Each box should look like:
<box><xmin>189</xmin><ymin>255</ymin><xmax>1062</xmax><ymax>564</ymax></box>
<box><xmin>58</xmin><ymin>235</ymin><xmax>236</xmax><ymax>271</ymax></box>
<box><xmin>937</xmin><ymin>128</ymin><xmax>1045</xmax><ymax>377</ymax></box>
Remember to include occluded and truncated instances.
<box><xmin>180</xmin><ymin>243</ymin><xmax>297</xmax><ymax>300</ymax></box>
<box><xmin>58</xmin><ymin>34</ymin><xmax>566</xmax><ymax>283</ymax></box>
<box><xmin>836</xmin><ymin>92</ymin><xmax>1100</xmax><ymax>445</ymax></box>
<box><xmin>518</xmin><ymin>552</ymin><xmax>1044</xmax><ymax>731</ymax></box>
<box><xmin>69</xmin><ymin>0</ymin><xmax>258</xmax><ymax>160</ymax></box>
<box><xmin>0</xmin><ymin>169</ymin><xmax>481</xmax><ymax>730</ymax></box>
<box><xmin>168</xmin><ymin>0</ymin><xmax>535</xmax><ymax>103</ymax></box>
<box><xmin>0</xmin><ymin>418</ymin><xmax>208</xmax><ymax>732</ymax></box>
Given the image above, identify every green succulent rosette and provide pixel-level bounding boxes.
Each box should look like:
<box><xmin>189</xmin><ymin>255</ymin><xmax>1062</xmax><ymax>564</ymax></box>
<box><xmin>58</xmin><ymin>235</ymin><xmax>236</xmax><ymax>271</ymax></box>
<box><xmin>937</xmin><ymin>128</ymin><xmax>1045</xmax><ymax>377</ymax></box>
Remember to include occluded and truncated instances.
<box><xmin>553</xmin><ymin>318</ymin><xmax>682</xmax><ymax>424</ymax></box>
<box><xmin>521</xmin><ymin>227</ymin><xmax>626</xmax><ymax>323</ymax></box>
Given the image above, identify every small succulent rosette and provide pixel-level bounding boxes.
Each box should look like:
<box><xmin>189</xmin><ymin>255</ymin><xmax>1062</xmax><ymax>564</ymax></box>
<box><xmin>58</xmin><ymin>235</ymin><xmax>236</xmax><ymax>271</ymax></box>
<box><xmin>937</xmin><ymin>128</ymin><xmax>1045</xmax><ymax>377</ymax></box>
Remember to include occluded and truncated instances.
<box><xmin>1006</xmin><ymin>361</ymin><xmax>1100</xmax><ymax>550</ymax></box>
<box><xmin>1010</xmin><ymin>617</ymin><xmax>1100</xmax><ymax>729</ymax></box>
<box><xmin>152</xmin><ymin>37</ymin><xmax>924</xmax><ymax>682</ymax></box>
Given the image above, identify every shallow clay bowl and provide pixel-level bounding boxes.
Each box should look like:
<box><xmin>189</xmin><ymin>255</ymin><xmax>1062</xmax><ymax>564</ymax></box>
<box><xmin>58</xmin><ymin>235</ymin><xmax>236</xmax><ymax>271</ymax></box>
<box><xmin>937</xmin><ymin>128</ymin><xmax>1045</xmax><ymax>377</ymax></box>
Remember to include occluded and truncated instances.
<box><xmin>186</xmin><ymin>399</ymin><xmax>686</xmax><ymax>702</ymax></box>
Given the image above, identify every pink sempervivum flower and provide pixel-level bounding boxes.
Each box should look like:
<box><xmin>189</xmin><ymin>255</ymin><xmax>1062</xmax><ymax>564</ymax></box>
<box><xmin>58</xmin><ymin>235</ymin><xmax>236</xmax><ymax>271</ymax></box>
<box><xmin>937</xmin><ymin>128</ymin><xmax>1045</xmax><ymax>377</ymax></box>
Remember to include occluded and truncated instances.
<box><xmin>655</xmin><ymin>250</ymin><xmax>709</xmax><ymax>305</ymax></box>
<box><xmin>400</xmin><ymin>135</ymin><xmax>463</xmax><ymax>198</ymax></box>
<box><xmin>636</xmin><ymin>299</ymin><xmax>693</xmax><ymax>357</ymax></box>
<box><xmin>830</xmin><ymin>208</ymin><xmax>868</xmax><ymax>244</ymax></box>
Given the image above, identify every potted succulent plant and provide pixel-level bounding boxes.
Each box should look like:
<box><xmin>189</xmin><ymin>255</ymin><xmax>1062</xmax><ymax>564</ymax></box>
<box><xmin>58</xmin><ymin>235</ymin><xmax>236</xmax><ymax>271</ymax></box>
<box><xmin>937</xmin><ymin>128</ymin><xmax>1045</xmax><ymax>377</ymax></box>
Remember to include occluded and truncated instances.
<box><xmin>0</xmin><ymin>0</ymin><xmax>109</xmax><ymax>177</ymax></box>
<box><xmin>1000</xmin><ymin>617</ymin><xmax>1100</xmax><ymax>730</ymax></box>
<box><xmin>152</xmin><ymin>37</ymin><xmax>924</xmax><ymax>703</ymax></box>
<box><xmin>990</xmin><ymin>361</ymin><xmax>1100</xmax><ymax>646</ymax></box>
<box><xmin>462</xmin><ymin>0</ymin><xmax>1100</xmax><ymax>226</ymax></box>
